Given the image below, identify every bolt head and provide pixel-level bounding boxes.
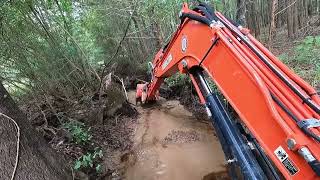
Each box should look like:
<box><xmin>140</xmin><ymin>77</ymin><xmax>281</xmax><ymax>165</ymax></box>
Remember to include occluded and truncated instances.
<box><xmin>181</xmin><ymin>60</ymin><xmax>188</xmax><ymax>69</ymax></box>
<box><xmin>287</xmin><ymin>138</ymin><xmax>296</xmax><ymax>150</ymax></box>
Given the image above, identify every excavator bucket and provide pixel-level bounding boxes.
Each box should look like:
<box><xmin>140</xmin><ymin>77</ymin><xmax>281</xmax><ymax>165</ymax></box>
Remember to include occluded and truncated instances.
<box><xmin>135</xmin><ymin>83</ymin><xmax>147</xmax><ymax>105</ymax></box>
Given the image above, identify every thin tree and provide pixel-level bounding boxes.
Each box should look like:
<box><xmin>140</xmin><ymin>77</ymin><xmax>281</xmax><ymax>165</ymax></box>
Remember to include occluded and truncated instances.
<box><xmin>268</xmin><ymin>0</ymin><xmax>278</xmax><ymax>47</ymax></box>
<box><xmin>236</xmin><ymin>0</ymin><xmax>247</xmax><ymax>26</ymax></box>
<box><xmin>0</xmin><ymin>83</ymin><xmax>72</xmax><ymax>180</ymax></box>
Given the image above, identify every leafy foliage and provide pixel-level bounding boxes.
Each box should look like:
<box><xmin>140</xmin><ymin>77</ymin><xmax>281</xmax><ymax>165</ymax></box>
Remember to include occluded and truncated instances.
<box><xmin>0</xmin><ymin>0</ymin><xmax>237</xmax><ymax>98</ymax></box>
<box><xmin>279</xmin><ymin>36</ymin><xmax>320</xmax><ymax>86</ymax></box>
<box><xmin>74</xmin><ymin>147</ymin><xmax>103</xmax><ymax>172</ymax></box>
<box><xmin>295</xmin><ymin>36</ymin><xmax>320</xmax><ymax>64</ymax></box>
<box><xmin>63</xmin><ymin>121</ymin><xmax>92</xmax><ymax>144</ymax></box>
<box><xmin>0</xmin><ymin>0</ymin><xmax>99</xmax><ymax>98</ymax></box>
<box><xmin>165</xmin><ymin>73</ymin><xmax>189</xmax><ymax>88</ymax></box>
<box><xmin>64</xmin><ymin>121</ymin><xmax>103</xmax><ymax>173</ymax></box>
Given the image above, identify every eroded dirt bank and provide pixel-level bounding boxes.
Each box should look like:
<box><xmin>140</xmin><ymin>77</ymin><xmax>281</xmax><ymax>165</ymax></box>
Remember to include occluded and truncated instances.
<box><xmin>124</xmin><ymin>91</ymin><xmax>229</xmax><ymax>180</ymax></box>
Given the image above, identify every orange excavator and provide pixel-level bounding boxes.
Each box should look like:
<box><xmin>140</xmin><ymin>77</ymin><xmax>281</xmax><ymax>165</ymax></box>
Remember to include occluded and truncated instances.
<box><xmin>136</xmin><ymin>2</ymin><xmax>320</xmax><ymax>179</ymax></box>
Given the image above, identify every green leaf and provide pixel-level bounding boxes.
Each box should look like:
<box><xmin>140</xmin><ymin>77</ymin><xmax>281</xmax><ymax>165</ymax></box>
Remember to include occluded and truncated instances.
<box><xmin>47</xmin><ymin>0</ymin><xmax>53</xmax><ymax>9</ymax></box>
<box><xmin>74</xmin><ymin>161</ymin><xmax>82</xmax><ymax>170</ymax></box>
<box><xmin>61</xmin><ymin>0</ymin><xmax>72</xmax><ymax>13</ymax></box>
<box><xmin>98</xmin><ymin>150</ymin><xmax>103</xmax><ymax>158</ymax></box>
<box><xmin>96</xmin><ymin>164</ymin><xmax>102</xmax><ymax>173</ymax></box>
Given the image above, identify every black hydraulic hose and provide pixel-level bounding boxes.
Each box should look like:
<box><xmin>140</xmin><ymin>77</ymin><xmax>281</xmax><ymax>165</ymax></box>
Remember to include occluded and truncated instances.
<box><xmin>198</xmin><ymin>2</ymin><xmax>220</xmax><ymax>22</ymax></box>
<box><xmin>180</xmin><ymin>12</ymin><xmax>211</xmax><ymax>26</ymax></box>
<box><xmin>303</xmin><ymin>127</ymin><xmax>320</xmax><ymax>143</ymax></box>
<box><xmin>270</xmin><ymin>93</ymin><xmax>299</xmax><ymax>123</ymax></box>
<box><xmin>197</xmin><ymin>2</ymin><xmax>240</xmax><ymax>28</ymax></box>
<box><xmin>199</xmin><ymin>37</ymin><xmax>220</xmax><ymax>66</ymax></box>
<box><xmin>271</xmin><ymin>93</ymin><xmax>320</xmax><ymax>142</ymax></box>
<box><xmin>193</xmin><ymin>6</ymin><xmax>212</xmax><ymax>21</ymax></box>
<box><xmin>198</xmin><ymin>2</ymin><xmax>218</xmax><ymax>20</ymax></box>
<box><xmin>215</xmin><ymin>15</ymin><xmax>320</xmax><ymax>115</ymax></box>
<box><xmin>193</xmin><ymin>6</ymin><xmax>214</xmax><ymax>21</ymax></box>
<box><xmin>252</xmin><ymin>138</ymin><xmax>282</xmax><ymax>180</ymax></box>
<box><xmin>193</xmin><ymin>4</ymin><xmax>218</xmax><ymax>21</ymax></box>
<box><xmin>199</xmin><ymin>2</ymin><xmax>214</xmax><ymax>15</ymax></box>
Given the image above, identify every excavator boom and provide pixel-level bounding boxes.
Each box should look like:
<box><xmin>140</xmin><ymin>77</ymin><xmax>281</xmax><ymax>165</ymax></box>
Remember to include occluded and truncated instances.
<box><xmin>136</xmin><ymin>2</ymin><xmax>320</xmax><ymax>179</ymax></box>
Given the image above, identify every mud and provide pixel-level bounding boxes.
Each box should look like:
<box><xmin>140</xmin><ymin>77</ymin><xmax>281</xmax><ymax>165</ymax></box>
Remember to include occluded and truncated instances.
<box><xmin>124</xmin><ymin>91</ymin><xmax>229</xmax><ymax>180</ymax></box>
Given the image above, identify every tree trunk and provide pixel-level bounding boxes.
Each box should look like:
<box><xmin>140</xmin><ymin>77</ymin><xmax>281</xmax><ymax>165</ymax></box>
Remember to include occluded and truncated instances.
<box><xmin>268</xmin><ymin>0</ymin><xmax>278</xmax><ymax>47</ymax></box>
<box><xmin>297</xmin><ymin>0</ymin><xmax>308</xmax><ymax>29</ymax></box>
<box><xmin>0</xmin><ymin>83</ymin><xmax>71</xmax><ymax>180</ymax></box>
<box><xmin>318</xmin><ymin>0</ymin><xmax>320</xmax><ymax>15</ymax></box>
<box><xmin>293</xmin><ymin>0</ymin><xmax>299</xmax><ymax>34</ymax></box>
<box><xmin>221</xmin><ymin>0</ymin><xmax>228</xmax><ymax>16</ymax></box>
<box><xmin>236</xmin><ymin>0</ymin><xmax>247</xmax><ymax>26</ymax></box>
<box><xmin>287</xmin><ymin>0</ymin><xmax>298</xmax><ymax>38</ymax></box>
<box><xmin>152</xmin><ymin>21</ymin><xmax>163</xmax><ymax>49</ymax></box>
<box><xmin>276</xmin><ymin>0</ymin><xmax>286</xmax><ymax>27</ymax></box>
<box><xmin>132</xmin><ymin>14</ymin><xmax>148</xmax><ymax>58</ymax></box>
<box><xmin>247</xmin><ymin>1</ymin><xmax>261</xmax><ymax>37</ymax></box>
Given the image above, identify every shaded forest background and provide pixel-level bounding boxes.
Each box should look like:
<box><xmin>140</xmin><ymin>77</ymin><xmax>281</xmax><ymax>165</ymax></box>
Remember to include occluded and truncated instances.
<box><xmin>1</xmin><ymin>0</ymin><xmax>319</xmax><ymax>98</ymax></box>
<box><xmin>0</xmin><ymin>0</ymin><xmax>319</xmax><ymax>179</ymax></box>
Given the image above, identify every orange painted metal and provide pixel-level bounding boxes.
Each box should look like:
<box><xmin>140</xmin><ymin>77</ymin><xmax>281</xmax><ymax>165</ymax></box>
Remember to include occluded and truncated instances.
<box><xmin>141</xmin><ymin>3</ymin><xmax>320</xmax><ymax>179</ymax></box>
<box><xmin>247</xmin><ymin>34</ymin><xmax>320</xmax><ymax>106</ymax></box>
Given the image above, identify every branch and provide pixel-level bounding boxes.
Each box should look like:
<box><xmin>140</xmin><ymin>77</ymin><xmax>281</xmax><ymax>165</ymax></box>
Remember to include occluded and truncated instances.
<box><xmin>98</xmin><ymin>5</ymin><xmax>136</xmax><ymax>98</ymax></box>
<box><xmin>102</xmin><ymin>9</ymin><xmax>136</xmax><ymax>68</ymax></box>
<box><xmin>275</xmin><ymin>1</ymin><xmax>296</xmax><ymax>17</ymax></box>
<box><xmin>53</xmin><ymin>0</ymin><xmax>69</xmax><ymax>32</ymax></box>
<box><xmin>0</xmin><ymin>113</ymin><xmax>20</xmax><ymax>180</ymax></box>
<box><xmin>112</xmin><ymin>74</ymin><xmax>128</xmax><ymax>101</ymax></box>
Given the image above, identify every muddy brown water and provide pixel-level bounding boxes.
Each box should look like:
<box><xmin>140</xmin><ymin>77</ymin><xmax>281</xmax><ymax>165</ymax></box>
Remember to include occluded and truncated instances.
<box><xmin>125</xmin><ymin>91</ymin><xmax>229</xmax><ymax>180</ymax></box>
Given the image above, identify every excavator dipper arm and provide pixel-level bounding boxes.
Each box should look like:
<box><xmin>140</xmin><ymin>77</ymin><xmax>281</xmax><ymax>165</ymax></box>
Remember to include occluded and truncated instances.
<box><xmin>137</xmin><ymin>2</ymin><xmax>320</xmax><ymax>179</ymax></box>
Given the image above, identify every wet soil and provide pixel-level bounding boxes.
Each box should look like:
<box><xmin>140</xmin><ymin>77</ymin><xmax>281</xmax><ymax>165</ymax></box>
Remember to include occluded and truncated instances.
<box><xmin>124</xmin><ymin>91</ymin><xmax>229</xmax><ymax>180</ymax></box>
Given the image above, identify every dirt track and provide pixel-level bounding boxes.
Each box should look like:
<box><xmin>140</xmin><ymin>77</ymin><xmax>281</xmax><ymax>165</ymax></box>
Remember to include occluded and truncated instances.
<box><xmin>124</xmin><ymin>91</ymin><xmax>229</xmax><ymax>180</ymax></box>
